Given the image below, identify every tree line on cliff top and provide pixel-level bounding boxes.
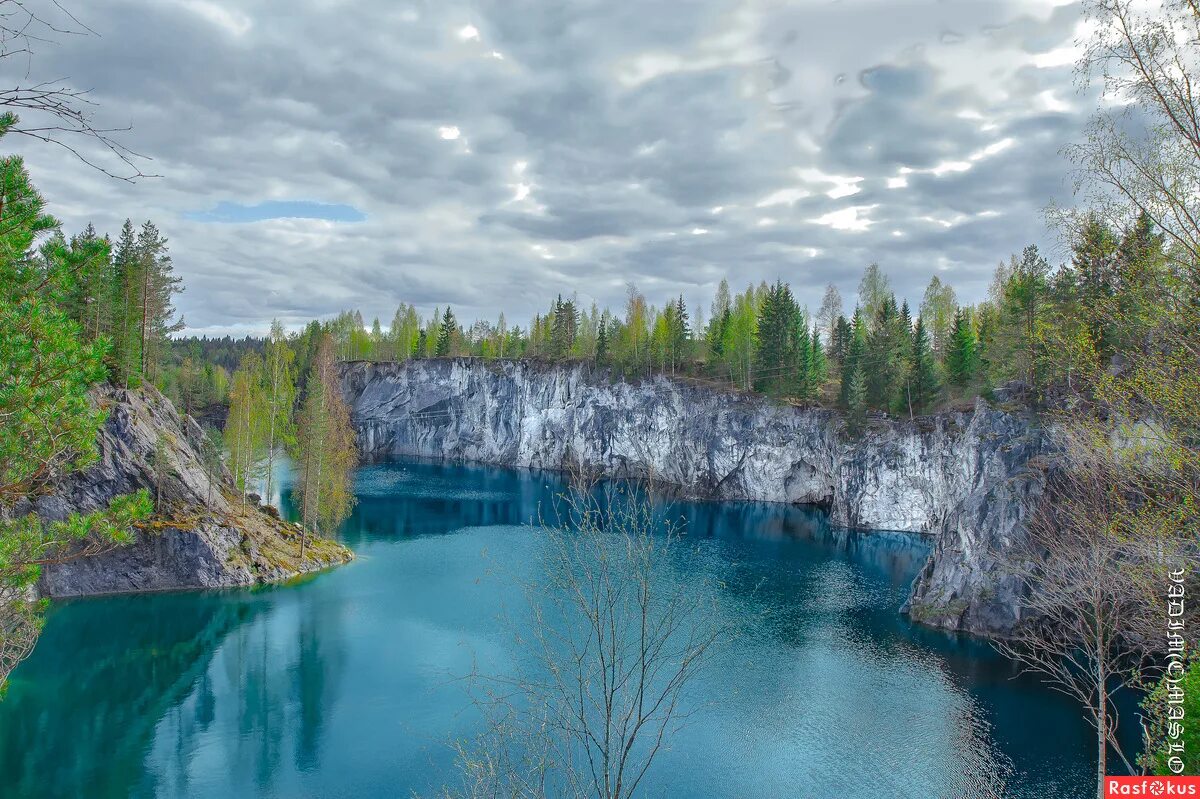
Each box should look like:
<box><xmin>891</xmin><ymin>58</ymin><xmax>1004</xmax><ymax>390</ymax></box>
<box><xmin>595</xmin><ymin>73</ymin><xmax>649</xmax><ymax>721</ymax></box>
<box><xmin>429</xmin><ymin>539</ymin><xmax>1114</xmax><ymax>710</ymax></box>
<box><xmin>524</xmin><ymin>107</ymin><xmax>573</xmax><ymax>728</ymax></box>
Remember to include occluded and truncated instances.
<box><xmin>0</xmin><ymin>0</ymin><xmax>1197</xmax><ymax>793</ymax></box>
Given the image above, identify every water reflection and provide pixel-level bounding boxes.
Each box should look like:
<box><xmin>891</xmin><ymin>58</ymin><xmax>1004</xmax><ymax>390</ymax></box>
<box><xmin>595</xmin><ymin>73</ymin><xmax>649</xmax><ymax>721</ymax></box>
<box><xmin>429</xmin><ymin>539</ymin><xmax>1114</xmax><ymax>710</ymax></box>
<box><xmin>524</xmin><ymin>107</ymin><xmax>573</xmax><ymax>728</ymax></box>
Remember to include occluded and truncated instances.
<box><xmin>0</xmin><ymin>458</ymin><xmax>1095</xmax><ymax>798</ymax></box>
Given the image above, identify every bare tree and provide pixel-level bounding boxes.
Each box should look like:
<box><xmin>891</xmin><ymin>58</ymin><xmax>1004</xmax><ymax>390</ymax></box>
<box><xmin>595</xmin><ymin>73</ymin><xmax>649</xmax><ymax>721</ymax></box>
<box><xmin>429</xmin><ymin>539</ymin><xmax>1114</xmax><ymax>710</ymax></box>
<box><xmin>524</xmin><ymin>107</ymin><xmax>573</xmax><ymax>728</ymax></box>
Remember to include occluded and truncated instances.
<box><xmin>443</xmin><ymin>475</ymin><xmax>729</xmax><ymax>799</ymax></box>
<box><xmin>994</xmin><ymin>426</ymin><xmax>1185</xmax><ymax>797</ymax></box>
<box><xmin>0</xmin><ymin>0</ymin><xmax>152</xmax><ymax>179</ymax></box>
<box><xmin>1067</xmin><ymin>0</ymin><xmax>1200</xmax><ymax>267</ymax></box>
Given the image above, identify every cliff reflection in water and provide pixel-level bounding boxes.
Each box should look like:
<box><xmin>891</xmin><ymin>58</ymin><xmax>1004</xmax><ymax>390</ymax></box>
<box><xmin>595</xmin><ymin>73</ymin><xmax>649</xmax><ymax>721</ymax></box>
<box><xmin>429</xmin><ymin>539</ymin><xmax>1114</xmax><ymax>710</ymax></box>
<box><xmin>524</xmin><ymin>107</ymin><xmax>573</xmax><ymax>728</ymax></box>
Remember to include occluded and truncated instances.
<box><xmin>0</xmin><ymin>457</ymin><xmax>1094</xmax><ymax>799</ymax></box>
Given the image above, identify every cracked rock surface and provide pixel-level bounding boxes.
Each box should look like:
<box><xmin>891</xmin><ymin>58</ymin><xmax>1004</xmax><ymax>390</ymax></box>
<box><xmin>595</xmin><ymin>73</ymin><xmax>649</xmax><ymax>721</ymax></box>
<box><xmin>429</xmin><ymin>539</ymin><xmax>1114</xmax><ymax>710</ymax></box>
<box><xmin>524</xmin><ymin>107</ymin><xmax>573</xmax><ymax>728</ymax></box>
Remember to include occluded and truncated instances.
<box><xmin>341</xmin><ymin>359</ymin><xmax>1048</xmax><ymax>637</ymax></box>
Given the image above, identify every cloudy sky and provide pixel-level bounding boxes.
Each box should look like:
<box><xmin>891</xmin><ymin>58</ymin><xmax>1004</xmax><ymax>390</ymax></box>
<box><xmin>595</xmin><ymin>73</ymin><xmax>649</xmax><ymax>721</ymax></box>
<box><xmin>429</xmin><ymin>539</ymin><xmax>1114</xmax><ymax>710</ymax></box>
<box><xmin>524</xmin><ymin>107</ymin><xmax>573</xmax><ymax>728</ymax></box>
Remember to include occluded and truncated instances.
<box><xmin>15</xmin><ymin>0</ymin><xmax>1093</xmax><ymax>336</ymax></box>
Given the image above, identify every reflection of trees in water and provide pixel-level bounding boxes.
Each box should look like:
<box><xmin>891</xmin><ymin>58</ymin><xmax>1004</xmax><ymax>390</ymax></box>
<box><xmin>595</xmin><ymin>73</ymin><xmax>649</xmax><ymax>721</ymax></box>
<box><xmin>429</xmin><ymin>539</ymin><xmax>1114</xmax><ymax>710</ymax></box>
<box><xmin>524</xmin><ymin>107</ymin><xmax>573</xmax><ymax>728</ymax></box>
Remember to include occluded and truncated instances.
<box><xmin>0</xmin><ymin>586</ymin><xmax>350</xmax><ymax>799</ymax></box>
<box><xmin>0</xmin><ymin>595</ymin><xmax>259</xmax><ymax>799</ymax></box>
<box><xmin>151</xmin><ymin>589</ymin><xmax>349</xmax><ymax>795</ymax></box>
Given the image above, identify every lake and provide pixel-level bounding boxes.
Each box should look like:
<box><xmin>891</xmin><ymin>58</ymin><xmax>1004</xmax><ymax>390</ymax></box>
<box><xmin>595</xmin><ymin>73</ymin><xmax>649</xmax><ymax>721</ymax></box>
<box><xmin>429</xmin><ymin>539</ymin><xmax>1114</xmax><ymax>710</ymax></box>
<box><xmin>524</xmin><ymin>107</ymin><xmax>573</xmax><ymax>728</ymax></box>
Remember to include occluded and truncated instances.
<box><xmin>0</xmin><ymin>458</ymin><xmax>1095</xmax><ymax>798</ymax></box>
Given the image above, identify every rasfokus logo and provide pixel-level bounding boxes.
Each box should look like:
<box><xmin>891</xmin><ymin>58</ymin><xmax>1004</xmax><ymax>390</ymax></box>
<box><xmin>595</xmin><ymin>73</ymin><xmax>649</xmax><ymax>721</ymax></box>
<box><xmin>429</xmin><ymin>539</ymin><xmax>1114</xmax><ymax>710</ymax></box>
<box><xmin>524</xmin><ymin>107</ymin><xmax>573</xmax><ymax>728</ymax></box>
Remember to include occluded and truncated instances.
<box><xmin>1106</xmin><ymin>777</ymin><xmax>1200</xmax><ymax>796</ymax></box>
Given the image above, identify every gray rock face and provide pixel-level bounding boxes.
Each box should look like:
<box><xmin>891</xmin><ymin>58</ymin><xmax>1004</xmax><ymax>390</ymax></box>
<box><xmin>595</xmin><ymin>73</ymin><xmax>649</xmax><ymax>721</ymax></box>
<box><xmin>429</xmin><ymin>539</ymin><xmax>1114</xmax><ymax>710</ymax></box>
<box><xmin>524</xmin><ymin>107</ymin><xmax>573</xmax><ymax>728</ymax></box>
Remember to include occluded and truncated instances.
<box><xmin>341</xmin><ymin>359</ymin><xmax>1048</xmax><ymax>637</ymax></box>
<box><xmin>30</xmin><ymin>386</ymin><xmax>351</xmax><ymax>598</ymax></box>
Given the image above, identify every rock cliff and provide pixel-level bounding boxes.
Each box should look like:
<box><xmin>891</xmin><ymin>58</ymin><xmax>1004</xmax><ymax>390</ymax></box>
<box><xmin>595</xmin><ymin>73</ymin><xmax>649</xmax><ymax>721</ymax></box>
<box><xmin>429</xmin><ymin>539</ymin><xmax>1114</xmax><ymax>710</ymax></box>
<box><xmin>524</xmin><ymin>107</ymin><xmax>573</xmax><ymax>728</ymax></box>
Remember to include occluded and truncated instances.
<box><xmin>340</xmin><ymin>358</ymin><xmax>1049</xmax><ymax>637</ymax></box>
<box><xmin>24</xmin><ymin>386</ymin><xmax>352</xmax><ymax>597</ymax></box>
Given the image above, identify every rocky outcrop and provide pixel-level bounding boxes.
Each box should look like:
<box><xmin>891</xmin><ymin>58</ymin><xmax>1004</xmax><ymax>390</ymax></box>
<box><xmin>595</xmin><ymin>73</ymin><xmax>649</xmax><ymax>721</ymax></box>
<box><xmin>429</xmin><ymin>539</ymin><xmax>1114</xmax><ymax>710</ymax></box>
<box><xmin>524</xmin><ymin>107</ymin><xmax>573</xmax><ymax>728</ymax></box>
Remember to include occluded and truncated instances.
<box><xmin>340</xmin><ymin>358</ymin><xmax>1049</xmax><ymax>637</ymax></box>
<box><xmin>25</xmin><ymin>386</ymin><xmax>352</xmax><ymax>598</ymax></box>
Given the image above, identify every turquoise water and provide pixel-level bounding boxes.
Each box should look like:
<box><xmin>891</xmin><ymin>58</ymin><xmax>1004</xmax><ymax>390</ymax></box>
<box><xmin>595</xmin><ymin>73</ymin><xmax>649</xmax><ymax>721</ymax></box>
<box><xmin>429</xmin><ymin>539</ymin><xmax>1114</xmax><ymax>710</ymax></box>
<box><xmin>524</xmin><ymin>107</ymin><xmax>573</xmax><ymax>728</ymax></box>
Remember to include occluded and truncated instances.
<box><xmin>0</xmin><ymin>459</ymin><xmax>1095</xmax><ymax>798</ymax></box>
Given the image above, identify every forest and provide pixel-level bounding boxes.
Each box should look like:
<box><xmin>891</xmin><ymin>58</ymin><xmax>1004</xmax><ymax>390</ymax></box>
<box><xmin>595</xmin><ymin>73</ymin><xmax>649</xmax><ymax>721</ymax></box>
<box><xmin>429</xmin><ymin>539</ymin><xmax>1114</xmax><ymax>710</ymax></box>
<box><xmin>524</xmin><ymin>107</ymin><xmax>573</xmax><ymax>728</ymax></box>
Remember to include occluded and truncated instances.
<box><xmin>0</xmin><ymin>0</ymin><xmax>1198</xmax><ymax>792</ymax></box>
<box><xmin>158</xmin><ymin>211</ymin><xmax>1168</xmax><ymax>443</ymax></box>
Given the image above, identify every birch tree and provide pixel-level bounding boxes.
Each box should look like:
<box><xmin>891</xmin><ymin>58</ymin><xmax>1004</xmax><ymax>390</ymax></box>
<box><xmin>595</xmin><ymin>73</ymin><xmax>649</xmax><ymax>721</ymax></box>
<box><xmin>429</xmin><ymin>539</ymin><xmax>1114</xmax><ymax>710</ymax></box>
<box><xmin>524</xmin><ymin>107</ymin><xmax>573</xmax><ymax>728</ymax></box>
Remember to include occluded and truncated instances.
<box><xmin>293</xmin><ymin>335</ymin><xmax>356</xmax><ymax>558</ymax></box>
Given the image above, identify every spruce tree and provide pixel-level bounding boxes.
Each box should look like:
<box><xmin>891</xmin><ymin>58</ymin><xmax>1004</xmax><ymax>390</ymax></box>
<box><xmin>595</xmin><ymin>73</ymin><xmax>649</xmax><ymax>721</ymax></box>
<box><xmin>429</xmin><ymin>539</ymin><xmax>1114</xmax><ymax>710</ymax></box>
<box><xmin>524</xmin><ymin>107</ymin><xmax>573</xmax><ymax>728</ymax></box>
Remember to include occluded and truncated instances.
<box><xmin>839</xmin><ymin>310</ymin><xmax>867</xmax><ymax>408</ymax></box>
<box><xmin>754</xmin><ymin>281</ymin><xmax>798</xmax><ymax>395</ymax></box>
<box><xmin>945</xmin><ymin>309</ymin><xmax>979</xmax><ymax>390</ymax></box>
<box><xmin>436</xmin><ymin>306</ymin><xmax>457</xmax><ymax>356</ymax></box>
<box><xmin>595</xmin><ymin>315</ymin><xmax>609</xmax><ymax>364</ymax></box>
<box><xmin>110</xmin><ymin>219</ymin><xmax>141</xmax><ymax>386</ymax></box>
<box><xmin>909</xmin><ymin>316</ymin><xmax>939</xmax><ymax>413</ymax></box>
<box><xmin>846</xmin><ymin>364</ymin><xmax>868</xmax><ymax>436</ymax></box>
<box><xmin>808</xmin><ymin>331</ymin><xmax>828</xmax><ymax>400</ymax></box>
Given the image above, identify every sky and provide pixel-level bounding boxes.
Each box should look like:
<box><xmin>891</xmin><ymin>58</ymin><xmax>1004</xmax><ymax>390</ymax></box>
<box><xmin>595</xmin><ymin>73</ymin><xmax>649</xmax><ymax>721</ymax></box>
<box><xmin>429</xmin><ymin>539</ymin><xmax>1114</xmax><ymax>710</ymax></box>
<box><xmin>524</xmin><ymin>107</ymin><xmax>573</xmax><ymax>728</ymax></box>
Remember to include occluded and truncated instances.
<box><xmin>13</xmin><ymin>0</ymin><xmax>1095</xmax><ymax>336</ymax></box>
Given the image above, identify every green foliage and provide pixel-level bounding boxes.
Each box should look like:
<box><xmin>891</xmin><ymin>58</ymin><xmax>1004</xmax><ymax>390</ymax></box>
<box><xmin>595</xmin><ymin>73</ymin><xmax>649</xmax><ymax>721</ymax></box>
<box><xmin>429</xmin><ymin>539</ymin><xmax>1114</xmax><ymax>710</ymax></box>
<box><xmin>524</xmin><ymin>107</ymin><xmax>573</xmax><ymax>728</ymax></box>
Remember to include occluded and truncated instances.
<box><xmin>436</xmin><ymin>306</ymin><xmax>458</xmax><ymax>357</ymax></box>
<box><xmin>224</xmin><ymin>352</ymin><xmax>266</xmax><ymax>503</ymax></box>
<box><xmin>908</xmin><ymin>317</ymin><xmax>939</xmax><ymax>413</ymax></box>
<box><xmin>293</xmin><ymin>335</ymin><xmax>357</xmax><ymax>542</ymax></box>
<box><xmin>944</xmin><ymin>309</ymin><xmax>979</xmax><ymax>391</ymax></box>
<box><xmin>1139</xmin><ymin>657</ymin><xmax>1200</xmax><ymax>776</ymax></box>
<box><xmin>0</xmin><ymin>142</ymin><xmax>150</xmax><ymax>691</ymax></box>
<box><xmin>754</xmin><ymin>281</ymin><xmax>799</xmax><ymax>395</ymax></box>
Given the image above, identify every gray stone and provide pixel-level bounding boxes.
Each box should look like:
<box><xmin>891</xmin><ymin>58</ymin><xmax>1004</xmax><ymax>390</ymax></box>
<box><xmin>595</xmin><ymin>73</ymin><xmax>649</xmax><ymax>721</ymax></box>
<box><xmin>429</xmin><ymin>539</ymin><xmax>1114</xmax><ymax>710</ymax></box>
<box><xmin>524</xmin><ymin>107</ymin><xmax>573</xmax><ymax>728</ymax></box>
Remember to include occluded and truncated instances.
<box><xmin>33</xmin><ymin>385</ymin><xmax>352</xmax><ymax>598</ymax></box>
<box><xmin>340</xmin><ymin>359</ymin><xmax>1048</xmax><ymax>637</ymax></box>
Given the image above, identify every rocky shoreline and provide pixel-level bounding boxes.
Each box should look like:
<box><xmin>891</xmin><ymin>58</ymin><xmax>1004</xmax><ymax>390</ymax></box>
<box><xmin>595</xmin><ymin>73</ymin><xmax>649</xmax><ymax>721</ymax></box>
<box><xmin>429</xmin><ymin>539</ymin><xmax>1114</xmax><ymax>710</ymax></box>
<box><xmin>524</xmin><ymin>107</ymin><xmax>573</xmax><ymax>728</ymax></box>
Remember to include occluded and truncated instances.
<box><xmin>26</xmin><ymin>386</ymin><xmax>352</xmax><ymax>598</ymax></box>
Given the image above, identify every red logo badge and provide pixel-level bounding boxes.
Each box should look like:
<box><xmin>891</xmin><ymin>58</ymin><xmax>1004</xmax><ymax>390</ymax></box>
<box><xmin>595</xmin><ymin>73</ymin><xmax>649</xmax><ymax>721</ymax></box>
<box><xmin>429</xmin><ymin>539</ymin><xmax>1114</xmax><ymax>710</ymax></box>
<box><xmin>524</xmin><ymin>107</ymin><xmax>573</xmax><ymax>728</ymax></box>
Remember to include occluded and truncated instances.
<box><xmin>1106</xmin><ymin>777</ymin><xmax>1200</xmax><ymax>797</ymax></box>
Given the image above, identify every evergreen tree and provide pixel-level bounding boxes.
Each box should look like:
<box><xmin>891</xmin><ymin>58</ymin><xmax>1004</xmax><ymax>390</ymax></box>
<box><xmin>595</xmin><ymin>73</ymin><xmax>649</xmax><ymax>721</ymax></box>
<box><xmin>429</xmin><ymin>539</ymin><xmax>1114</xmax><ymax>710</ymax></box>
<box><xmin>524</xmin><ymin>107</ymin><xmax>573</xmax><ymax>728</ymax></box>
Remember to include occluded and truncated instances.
<box><xmin>436</xmin><ymin>306</ymin><xmax>457</xmax><ymax>356</ymax></box>
<box><xmin>754</xmin><ymin>281</ymin><xmax>798</xmax><ymax>395</ymax></box>
<box><xmin>865</xmin><ymin>294</ymin><xmax>907</xmax><ymax>411</ymax></box>
<box><xmin>831</xmin><ymin>314</ymin><xmax>851</xmax><ymax>366</ymax></box>
<box><xmin>0</xmin><ymin>144</ymin><xmax>152</xmax><ymax>687</ymax></box>
<box><xmin>845</xmin><ymin>364</ymin><xmax>868</xmax><ymax>436</ymax></box>
<box><xmin>807</xmin><ymin>331</ymin><xmax>828</xmax><ymax>400</ymax></box>
<box><xmin>110</xmin><ymin>219</ymin><xmax>141</xmax><ymax>386</ymax></box>
<box><xmin>908</xmin><ymin>316</ymin><xmax>939</xmax><ymax>413</ymax></box>
<box><xmin>669</xmin><ymin>294</ymin><xmax>690</xmax><ymax>372</ymax></box>
<box><xmin>549</xmin><ymin>295</ymin><xmax>579</xmax><ymax>359</ymax></box>
<box><xmin>595</xmin><ymin>314</ymin><xmax>609</xmax><ymax>364</ymax></box>
<box><xmin>839</xmin><ymin>310</ymin><xmax>868</xmax><ymax>408</ymax></box>
<box><xmin>945</xmin><ymin>309</ymin><xmax>979</xmax><ymax>390</ymax></box>
<box><xmin>992</xmin><ymin>245</ymin><xmax>1051</xmax><ymax>393</ymax></box>
<box><xmin>134</xmin><ymin>221</ymin><xmax>183</xmax><ymax>383</ymax></box>
<box><xmin>1070</xmin><ymin>214</ymin><xmax>1119</xmax><ymax>359</ymax></box>
<box><xmin>793</xmin><ymin>319</ymin><xmax>812</xmax><ymax>398</ymax></box>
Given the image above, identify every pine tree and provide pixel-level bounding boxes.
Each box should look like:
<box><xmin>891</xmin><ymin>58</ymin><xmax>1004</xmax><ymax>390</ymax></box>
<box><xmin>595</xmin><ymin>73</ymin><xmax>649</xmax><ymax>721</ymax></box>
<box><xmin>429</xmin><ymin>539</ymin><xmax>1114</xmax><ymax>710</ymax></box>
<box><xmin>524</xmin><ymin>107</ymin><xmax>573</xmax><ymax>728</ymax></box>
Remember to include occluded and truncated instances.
<box><xmin>134</xmin><ymin>221</ymin><xmax>183</xmax><ymax>383</ymax></box>
<box><xmin>549</xmin><ymin>295</ymin><xmax>579</xmax><ymax>359</ymax></box>
<box><xmin>0</xmin><ymin>143</ymin><xmax>152</xmax><ymax>690</ymax></box>
<box><xmin>865</xmin><ymin>294</ymin><xmax>906</xmax><ymax>410</ymax></box>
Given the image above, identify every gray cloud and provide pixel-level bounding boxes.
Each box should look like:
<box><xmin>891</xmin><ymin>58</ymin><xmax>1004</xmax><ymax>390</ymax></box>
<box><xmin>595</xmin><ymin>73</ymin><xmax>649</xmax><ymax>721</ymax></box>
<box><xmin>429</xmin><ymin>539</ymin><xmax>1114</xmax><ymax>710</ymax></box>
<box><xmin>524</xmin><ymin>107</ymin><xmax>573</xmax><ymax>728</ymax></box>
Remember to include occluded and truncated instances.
<box><xmin>13</xmin><ymin>0</ymin><xmax>1090</xmax><ymax>334</ymax></box>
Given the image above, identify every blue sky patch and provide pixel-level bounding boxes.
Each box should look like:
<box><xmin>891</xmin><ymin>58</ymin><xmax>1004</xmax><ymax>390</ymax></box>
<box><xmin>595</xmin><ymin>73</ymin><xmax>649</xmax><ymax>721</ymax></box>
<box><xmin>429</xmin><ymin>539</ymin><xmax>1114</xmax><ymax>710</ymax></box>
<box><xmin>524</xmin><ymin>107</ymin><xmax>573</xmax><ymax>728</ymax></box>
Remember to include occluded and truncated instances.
<box><xmin>186</xmin><ymin>200</ymin><xmax>366</xmax><ymax>223</ymax></box>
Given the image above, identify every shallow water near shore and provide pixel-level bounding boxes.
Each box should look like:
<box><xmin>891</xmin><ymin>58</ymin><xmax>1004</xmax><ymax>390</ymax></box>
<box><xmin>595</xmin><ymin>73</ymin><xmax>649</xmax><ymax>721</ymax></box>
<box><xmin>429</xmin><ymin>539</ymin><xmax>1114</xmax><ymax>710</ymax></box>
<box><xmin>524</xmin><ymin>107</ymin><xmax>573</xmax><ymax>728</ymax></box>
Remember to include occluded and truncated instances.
<box><xmin>0</xmin><ymin>458</ymin><xmax>1096</xmax><ymax>798</ymax></box>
